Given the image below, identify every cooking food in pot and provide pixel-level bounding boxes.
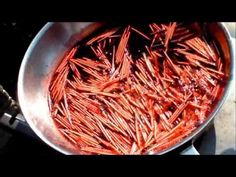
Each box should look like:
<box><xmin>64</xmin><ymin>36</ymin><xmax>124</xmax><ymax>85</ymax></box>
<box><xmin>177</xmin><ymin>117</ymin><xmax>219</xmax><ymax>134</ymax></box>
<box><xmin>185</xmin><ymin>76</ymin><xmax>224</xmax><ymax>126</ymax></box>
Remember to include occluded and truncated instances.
<box><xmin>48</xmin><ymin>22</ymin><xmax>227</xmax><ymax>154</ymax></box>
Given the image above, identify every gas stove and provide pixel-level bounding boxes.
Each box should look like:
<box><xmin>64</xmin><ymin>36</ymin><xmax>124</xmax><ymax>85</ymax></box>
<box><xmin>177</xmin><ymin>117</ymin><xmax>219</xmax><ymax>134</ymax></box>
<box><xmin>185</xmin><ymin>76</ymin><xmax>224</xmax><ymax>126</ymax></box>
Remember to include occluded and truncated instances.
<box><xmin>0</xmin><ymin>22</ymin><xmax>235</xmax><ymax>155</ymax></box>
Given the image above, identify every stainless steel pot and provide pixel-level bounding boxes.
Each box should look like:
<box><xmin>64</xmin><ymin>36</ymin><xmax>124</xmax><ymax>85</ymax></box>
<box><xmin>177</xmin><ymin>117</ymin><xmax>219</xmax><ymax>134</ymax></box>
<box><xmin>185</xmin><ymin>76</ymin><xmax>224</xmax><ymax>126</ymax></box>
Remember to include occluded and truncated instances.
<box><xmin>10</xmin><ymin>22</ymin><xmax>235</xmax><ymax>154</ymax></box>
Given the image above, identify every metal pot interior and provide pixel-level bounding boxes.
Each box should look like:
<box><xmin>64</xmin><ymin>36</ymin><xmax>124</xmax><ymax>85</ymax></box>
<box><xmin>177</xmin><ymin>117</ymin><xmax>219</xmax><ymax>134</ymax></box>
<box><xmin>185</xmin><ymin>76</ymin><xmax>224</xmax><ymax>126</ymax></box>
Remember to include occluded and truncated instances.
<box><xmin>17</xmin><ymin>22</ymin><xmax>234</xmax><ymax>155</ymax></box>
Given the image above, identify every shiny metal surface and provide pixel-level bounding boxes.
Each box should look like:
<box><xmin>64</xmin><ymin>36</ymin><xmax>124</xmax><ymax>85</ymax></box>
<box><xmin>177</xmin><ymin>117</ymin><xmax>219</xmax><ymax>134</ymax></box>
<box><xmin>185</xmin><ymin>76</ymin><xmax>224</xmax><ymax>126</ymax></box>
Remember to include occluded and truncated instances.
<box><xmin>18</xmin><ymin>22</ymin><xmax>102</xmax><ymax>154</ymax></box>
<box><xmin>224</xmin><ymin>23</ymin><xmax>236</xmax><ymax>38</ymax></box>
<box><xmin>0</xmin><ymin>113</ymin><xmax>18</xmax><ymax>129</ymax></box>
<box><xmin>17</xmin><ymin>22</ymin><xmax>235</xmax><ymax>155</ymax></box>
<box><xmin>180</xmin><ymin>145</ymin><xmax>200</xmax><ymax>155</ymax></box>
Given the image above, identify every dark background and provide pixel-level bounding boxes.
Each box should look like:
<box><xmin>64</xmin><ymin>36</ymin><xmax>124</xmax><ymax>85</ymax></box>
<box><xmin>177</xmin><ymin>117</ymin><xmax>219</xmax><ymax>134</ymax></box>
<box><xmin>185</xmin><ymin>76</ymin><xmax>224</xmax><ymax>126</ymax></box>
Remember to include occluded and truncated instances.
<box><xmin>0</xmin><ymin>22</ymin><xmax>60</xmax><ymax>155</ymax></box>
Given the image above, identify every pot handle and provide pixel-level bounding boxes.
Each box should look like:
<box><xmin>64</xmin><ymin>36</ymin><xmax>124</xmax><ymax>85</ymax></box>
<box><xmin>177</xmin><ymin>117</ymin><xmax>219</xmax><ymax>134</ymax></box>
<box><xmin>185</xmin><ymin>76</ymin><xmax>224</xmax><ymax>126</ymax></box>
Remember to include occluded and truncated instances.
<box><xmin>0</xmin><ymin>84</ymin><xmax>38</xmax><ymax>140</ymax></box>
<box><xmin>180</xmin><ymin>144</ymin><xmax>200</xmax><ymax>155</ymax></box>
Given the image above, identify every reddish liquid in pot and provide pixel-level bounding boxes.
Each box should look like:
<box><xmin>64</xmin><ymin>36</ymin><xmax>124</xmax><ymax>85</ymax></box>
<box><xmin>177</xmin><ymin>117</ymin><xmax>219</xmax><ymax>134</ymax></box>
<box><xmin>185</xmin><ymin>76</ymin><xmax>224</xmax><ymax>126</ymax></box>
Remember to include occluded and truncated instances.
<box><xmin>48</xmin><ymin>23</ymin><xmax>227</xmax><ymax>154</ymax></box>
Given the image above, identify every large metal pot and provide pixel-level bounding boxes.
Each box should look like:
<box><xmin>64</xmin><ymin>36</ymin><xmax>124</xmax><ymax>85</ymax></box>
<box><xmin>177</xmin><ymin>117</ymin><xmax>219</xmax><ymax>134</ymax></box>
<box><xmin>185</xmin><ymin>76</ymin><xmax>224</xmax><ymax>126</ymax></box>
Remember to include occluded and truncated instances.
<box><xmin>13</xmin><ymin>22</ymin><xmax>235</xmax><ymax>155</ymax></box>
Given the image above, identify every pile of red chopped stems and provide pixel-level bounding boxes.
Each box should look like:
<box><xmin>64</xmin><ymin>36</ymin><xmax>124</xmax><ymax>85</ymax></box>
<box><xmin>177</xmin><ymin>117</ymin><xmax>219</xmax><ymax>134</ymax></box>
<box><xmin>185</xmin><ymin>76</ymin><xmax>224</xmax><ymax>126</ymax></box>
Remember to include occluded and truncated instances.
<box><xmin>49</xmin><ymin>23</ymin><xmax>226</xmax><ymax>155</ymax></box>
